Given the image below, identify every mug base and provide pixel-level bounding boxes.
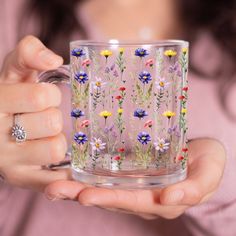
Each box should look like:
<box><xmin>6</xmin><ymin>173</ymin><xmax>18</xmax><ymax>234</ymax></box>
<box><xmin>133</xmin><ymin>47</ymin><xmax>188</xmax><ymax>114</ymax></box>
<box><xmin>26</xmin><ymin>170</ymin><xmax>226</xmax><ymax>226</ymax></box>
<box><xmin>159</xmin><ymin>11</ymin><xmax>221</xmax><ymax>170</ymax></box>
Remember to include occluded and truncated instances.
<box><xmin>72</xmin><ymin>166</ymin><xmax>187</xmax><ymax>189</ymax></box>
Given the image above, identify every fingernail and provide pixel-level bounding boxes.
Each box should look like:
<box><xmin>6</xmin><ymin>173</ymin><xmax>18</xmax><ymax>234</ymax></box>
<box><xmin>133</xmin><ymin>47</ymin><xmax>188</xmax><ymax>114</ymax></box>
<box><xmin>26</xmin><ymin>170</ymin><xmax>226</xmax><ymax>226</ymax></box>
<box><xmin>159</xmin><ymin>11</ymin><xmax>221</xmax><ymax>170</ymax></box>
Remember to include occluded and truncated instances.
<box><xmin>165</xmin><ymin>190</ymin><xmax>184</xmax><ymax>204</ymax></box>
<box><xmin>39</xmin><ymin>49</ymin><xmax>63</xmax><ymax>67</ymax></box>
<box><xmin>45</xmin><ymin>192</ymin><xmax>68</xmax><ymax>201</ymax></box>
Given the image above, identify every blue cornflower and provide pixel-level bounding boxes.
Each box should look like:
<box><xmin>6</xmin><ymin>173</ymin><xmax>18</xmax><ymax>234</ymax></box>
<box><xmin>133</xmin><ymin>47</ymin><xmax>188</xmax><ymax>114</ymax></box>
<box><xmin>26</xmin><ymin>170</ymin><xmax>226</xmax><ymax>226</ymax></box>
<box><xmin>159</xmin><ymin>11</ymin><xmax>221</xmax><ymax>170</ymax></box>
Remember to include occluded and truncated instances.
<box><xmin>135</xmin><ymin>48</ymin><xmax>149</xmax><ymax>57</ymax></box>
<box><xmin>75</xmin><ymin>71</ymin><xmax>88</xmax><ymax>84</ymax></box>
<box><xmin>71</xmin><ymin>109</ymin><xmax>85</xmax><ymax>119</ymax></box>
<box><xmin>71</xmin><ymin>48</ymin><xmax>85</xmax><ymax>57</ymax></box>
<box><xmin>137</xmin><ymin>132</ymin><xmax>151</xmax><ymax>145</ymax></box>
<box><xmin>139</xmin><ymin>71</ymin><xmax>152</xmax><ymax>84</ymax></box>
<box><xmin>134</xmin><ymin>108</ymin><xmax>148</xmax><ymax>119</ymax></box>
<box><xmin>74</xmin><ymin>132</ymin><xmax>88</xmax><ymax>145</ymax></box>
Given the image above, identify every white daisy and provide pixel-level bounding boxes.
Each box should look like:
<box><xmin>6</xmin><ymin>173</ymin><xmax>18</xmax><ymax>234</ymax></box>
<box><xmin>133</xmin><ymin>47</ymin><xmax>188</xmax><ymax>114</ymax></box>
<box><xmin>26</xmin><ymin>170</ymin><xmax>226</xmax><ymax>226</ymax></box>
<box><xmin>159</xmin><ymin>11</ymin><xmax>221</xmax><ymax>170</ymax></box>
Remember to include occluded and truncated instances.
<box><xmin>154</xmin><ymin>138</ymin><xmax>170</xmax><ymax>153</ymax></box>
<box><xmin>90</xmin><ymin>138</ymin><xmax>106</xmax><ymax>152</ymax></box>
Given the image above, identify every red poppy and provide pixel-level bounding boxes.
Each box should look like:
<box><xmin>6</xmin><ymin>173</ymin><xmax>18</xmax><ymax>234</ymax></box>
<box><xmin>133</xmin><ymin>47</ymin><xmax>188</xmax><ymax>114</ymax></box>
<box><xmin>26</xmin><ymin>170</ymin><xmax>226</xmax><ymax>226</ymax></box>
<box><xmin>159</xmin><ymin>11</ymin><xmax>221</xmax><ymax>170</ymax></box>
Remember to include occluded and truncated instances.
<box><xmin>115</xmin><ymin>95</ymin><xmax>122</xmax><ymax>100</ymax></box>
<box><xmin>182</xmin><ymin>148</ymin><xmax>188</xmax><ymax>152</ymax></box>
<box><xmin>178</xmin><ymin>156</ymin><xmax>184</xmax><ymax>161</ymax></box>
<box><xmin>119</xmin><ymin>87</ymin><xmax>126</xmax><ymax>91</ymax></box>
<box><xmin>117</xmin><ymin>148</ymin><xmax>125</xmax><ymax>153</ymax></box>
<box><xmin>114</xmin><ymin>156</ymin><xmax>121</xmax><ymax>161</ymax></box>
<box><xmin>182</xmin><ymin>87</ymin><xmax>188</xmax><ymax>91</ymax></box>
<box><xmin>179</xmin><ymin>95</ymin><xmax>185</xmax><ymax>100</ymax></box>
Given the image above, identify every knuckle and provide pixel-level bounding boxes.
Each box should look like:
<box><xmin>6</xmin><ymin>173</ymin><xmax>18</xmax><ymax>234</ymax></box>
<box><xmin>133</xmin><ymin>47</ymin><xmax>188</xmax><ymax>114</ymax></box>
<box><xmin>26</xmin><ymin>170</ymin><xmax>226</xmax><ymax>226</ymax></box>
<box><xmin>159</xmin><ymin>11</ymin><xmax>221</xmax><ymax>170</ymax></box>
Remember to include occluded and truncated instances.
<box><xmin>49</xmin><ymin>134</ymin><xmax>67</xmax><ymax>163</ymax></box>
<box><xmin>17</xmin><ymin>35</ymin><xmax>41</xmax><ymax>53</ymax></box>
<box><xmin>29</xmin><ymin>85</ymin><xmax>48</xmax><ymax>110</ymax></box>
<box><xmin>45</xmin><ymin>108</ymin><xmax>63</xmax><ymax>135</ymax></box>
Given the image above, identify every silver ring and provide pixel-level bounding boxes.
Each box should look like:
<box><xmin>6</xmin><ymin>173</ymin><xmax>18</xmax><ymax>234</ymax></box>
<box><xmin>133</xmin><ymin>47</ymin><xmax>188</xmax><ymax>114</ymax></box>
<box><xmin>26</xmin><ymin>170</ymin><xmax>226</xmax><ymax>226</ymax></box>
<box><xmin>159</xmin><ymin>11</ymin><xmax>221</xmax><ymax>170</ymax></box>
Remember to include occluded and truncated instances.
<box><xmin>11</xmin><ymin>114</ymin><xmax>27</xmax><ymax>143</ymax></box>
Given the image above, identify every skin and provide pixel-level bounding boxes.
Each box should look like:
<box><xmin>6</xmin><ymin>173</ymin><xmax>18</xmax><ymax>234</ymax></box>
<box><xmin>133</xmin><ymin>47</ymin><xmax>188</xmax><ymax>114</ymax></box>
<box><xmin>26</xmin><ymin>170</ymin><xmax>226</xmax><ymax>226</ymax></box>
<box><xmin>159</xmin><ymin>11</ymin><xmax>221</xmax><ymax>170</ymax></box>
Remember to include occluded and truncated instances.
<box><xmin>0</xmin><ymin>0</ymin><xmax>226</xmax><ymax>220</ymax></box>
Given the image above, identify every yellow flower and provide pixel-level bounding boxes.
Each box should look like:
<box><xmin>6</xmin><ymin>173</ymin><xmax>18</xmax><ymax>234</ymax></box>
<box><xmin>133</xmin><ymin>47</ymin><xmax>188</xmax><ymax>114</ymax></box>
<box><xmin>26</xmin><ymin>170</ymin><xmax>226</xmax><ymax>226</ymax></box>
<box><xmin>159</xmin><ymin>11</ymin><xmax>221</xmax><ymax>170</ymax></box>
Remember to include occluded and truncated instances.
<box><xmin>100</xmin><ymin>50</ymin><xmax>113</xmax><ymax>58</ymax></box>
<box><xmin>182</xmin><ymin>48</ymin><xmax>188</xmax><ymax>54</ymax></box>
<box><xmin>164</xmin><ymin>50</ymin><xmax>177</xmax><ymax>58</ymax></box>
<box><xmin>181</xmin><ymin>108</ymin><xmax>187</xmax><ymax>114</ymax></box>
<box><xmin>163</xmin><ymin>110</ymin><xmax>176</xmax><ymax>119</ymax></box>
<box><xmin>117</xmin><ymin>108</ymin><xmax>123</xmax><ymax>114</ymax></box>
<box><xmin>119</xmin><ymin>48</ymin><xmax>125</xmax><ymax>54</ymax></box>
<box><xmin>99</xmin><ymin>110</ymin><xmax>112</xmax><ymax>118</ymax></box>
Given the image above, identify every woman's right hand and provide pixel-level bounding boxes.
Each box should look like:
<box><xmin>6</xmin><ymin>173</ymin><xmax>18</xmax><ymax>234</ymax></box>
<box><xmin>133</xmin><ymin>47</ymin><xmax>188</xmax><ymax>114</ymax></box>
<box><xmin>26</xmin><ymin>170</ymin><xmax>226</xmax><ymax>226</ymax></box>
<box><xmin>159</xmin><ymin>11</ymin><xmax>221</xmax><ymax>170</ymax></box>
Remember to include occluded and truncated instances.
<box><xmin>0</xmin><ymin>35</ymin><xmax>70</xmax><ymax>192</ymax></box>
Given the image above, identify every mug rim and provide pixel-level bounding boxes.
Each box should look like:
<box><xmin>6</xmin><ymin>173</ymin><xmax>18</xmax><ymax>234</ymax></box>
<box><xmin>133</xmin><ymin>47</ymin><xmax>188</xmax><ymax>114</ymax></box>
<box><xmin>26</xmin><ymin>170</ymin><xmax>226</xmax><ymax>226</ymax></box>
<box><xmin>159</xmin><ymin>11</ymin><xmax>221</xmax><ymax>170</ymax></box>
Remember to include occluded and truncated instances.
<box><xmin>70</xmin><ymin>39</ymin><xmax>189</xmax><ymax>47</ymax></box>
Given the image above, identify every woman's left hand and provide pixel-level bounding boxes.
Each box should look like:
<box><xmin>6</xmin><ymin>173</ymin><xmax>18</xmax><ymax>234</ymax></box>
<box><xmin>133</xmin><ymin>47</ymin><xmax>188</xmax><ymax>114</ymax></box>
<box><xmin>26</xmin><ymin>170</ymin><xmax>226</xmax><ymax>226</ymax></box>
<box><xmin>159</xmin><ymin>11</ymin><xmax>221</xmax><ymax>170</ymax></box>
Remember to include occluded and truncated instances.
<box><xmin>44</xmin><ymin>138</ymin><xmax>226</xmax><ymax>220</ymax></box>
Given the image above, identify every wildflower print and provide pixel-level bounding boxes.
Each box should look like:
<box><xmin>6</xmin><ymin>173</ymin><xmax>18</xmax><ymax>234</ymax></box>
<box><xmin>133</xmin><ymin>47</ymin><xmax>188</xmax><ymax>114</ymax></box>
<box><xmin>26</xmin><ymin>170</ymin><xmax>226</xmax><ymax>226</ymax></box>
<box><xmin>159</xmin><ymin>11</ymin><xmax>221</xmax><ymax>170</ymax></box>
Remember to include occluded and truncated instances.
<box><xmin>75</xmin><ymin>71</ymin><xmax>88</xmax><ymax>84</ymax></box>
<box><xmin>104</xmin><ymin>124</ymin><xmax>115</xmax><ymax>134</ymax></box>
<box><xmin>134</xmin><ymin>108</ymin><xmax>148</xmax><ymax>119</ymax></box>
<box><xmin>92</xmin><ymin>77</ymin><xmax>106</xmax><ymax>90</ymax></box>
<box><xmin>154</xmin><ymin>138</ymin><xmax>170</xmax><ymax>153</ymax></box>
<box><xmin>117</xmin><ymin>108</ymin><xmax>123</xmax><ymax>115</ymax></box>
<box><xmin>182</xmin><ymin>48</ymin><xmax>188</xmax><ymax>55</ymax></box>
<box><xmin>145</xmin><ymin>59</ymin><xmax>154</xmax><ymax>68</ymax></box>
<box><xmin>71</xmin><ymin>109</ymin><xmax>85</xmax><ymax>119</ymax></box>
<box><xmin>181</xmin><ymin>108</ymin><xmax>187</xmax><ymax>114</ymax></box>
<box><xmin>74</xmin><ymin>132</ymin><xmax>88</xmax><ymax>145</ymax></box>
<box><xmin>90</xmin><ymin>138</ymin><xmax>106</xmax><ymax>152</ymax></box>
<box><xmin>117</xmin><ymin>148</ymin><xmax>125</xmax><ymax>153</ymax></box>
<box><xmin>144</xmin><ymin>120</ymin><xmax>153</xmax><ymax>128</ymax></box>
<box><xmin>139</xmin><ymin>71</ymin><xmax>152</xmax><ymax>84</ymax></box>
<box><xmin>100</xmin><ymin>49</ymin><xmax>112</xmax><ymax>63</ymax></box>
<box><xmin>137</xmin><ymin>132</ymin><xmax>151</xmax><ymax>145</ymax></box>
<box><xmin>80</xmin><ymin>120</ymin><xmax>90</xmax><ymax>128</ymax></box>
<box><xmin>71</xmin><ymin>48</ymin><xmax>85</xmax><ymax>58</ymax></box>
<box><xmin>179</xmin><ymin>95</ymin><xmax>186</xmax><ymax>100</ymax></box>
<box><xmin>164</xmin><ymin>49</ymin><xmax>177</xmax><ymax>58</ymax></box>
<box><xmin>119</xmin><ymin>87</ymin><xmax>126</xmax><ymax>91</ymax></box>
<box><xmin>155</xmin><ymin>77</ymin><xmax>170</xmax><ymax>91</ymax></box>
<box><xmin>82</xmin><ymin>59</ymin><xmax>91</xmax><ymax>67</ymax></box>
<box><xmin>182</xmin><ymin>87</ymin><xmax>189</xmax><ymax>92</ymax></box>
<box><xmin>115</xmin><ymin>95</ymin><xmax>122</xmax><ymax>100</ymax></box>
<box><xmin>99</xmin><ymin>110</ymin><xmax>112</xmax><ymax>119</ymax></box>
<box><xmin>116</xmin><ymin>48</ymin><xmax>126</xmax><ymax>81</ymax></box>
<box><xmin>114</xmin><ymin>156</ymin><xmax>121</xmax><ymax>161</ymax></box>
<box><xmin>168</xmin><ymin>125</ymin><xmax>180</xmax><ymax>137</ymax></box>
<box><xmin>182</xmin><ymin>148</ymin><xmax>188</xmax><ymax>152</ymax></box>
<box><xmin>135</xmin><ymin>48</ymin><xmax>149</xmax><ymax>57</ymax></box>
<box><xmin>163</xmin><ymin>110</ymin><xmax>176</xmax><ymax>119</ymax></box>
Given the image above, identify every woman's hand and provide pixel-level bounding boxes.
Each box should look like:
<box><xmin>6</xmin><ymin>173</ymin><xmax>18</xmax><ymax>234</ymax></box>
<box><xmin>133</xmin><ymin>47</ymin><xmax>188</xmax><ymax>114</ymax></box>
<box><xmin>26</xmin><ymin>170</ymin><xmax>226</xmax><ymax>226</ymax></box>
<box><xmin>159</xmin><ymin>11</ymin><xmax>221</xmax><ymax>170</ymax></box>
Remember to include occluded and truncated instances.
<box><xmin>0</xmin><ymin>35</ymin><xmax>70</xmax><ymax>191</ymax></box>
<box><xmin>44</xmin><ymin>138</ymin><xmax>226</xmax><ymax>219</ymax></box>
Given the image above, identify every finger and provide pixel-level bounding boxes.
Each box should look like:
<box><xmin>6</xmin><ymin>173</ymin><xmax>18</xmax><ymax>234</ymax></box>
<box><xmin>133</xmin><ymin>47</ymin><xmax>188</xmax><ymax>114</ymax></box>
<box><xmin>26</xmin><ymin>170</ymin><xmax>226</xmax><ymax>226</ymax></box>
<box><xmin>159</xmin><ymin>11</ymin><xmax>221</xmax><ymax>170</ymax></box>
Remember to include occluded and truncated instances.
<box><xmin>2</xmin><ymin>108</ymin><xmax>63</xmax><ymax>140</ymax></box>
<box><xmin>0</xmin><ymin>83</ymin><xmax>61</xmax><ymax>113</ymax></box>
<box><xmin>3</xmin><ymin>133</ymin><xmax>67</xmax><ymax>165</ymax></box>
<box><xmin>44</xmin><ymin>180</ymin><xmax>87</xmax><ymax>201</ymax></box>
<box><xmin>0</xmin><ymin>35</ymin><xmax>63</xmax><ymax>82</ymax></box>
<box><xmin>2</xmin><ymin>166</ymin><xmax>71</xmax><ymax>192</ymax></box>
<box><xmin>78</xmin><ymin>187</ymin><xmax>186</xmax><ymax>219</ymax></box>
<box><xmin>160</xmin><ymin>139</ymin><xmax>226</xmax><ymax>206</ymax></box>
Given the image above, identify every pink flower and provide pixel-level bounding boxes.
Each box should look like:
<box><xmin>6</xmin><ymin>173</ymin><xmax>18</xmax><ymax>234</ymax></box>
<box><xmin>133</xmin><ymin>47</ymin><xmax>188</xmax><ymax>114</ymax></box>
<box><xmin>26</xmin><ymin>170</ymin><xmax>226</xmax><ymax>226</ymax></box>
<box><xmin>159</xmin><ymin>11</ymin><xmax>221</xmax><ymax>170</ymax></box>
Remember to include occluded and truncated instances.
<box><xmin>144</xmin><ymin>120</ymin><xmax>153</xmax><ymax>128</ymax></box>
<box><xmin>145</xmin><ymin>59</ymin><xmax>154</xmax><ymax>67</ymax></box>
<box><xmin>80</xmin><ymin>120</ymin><xmax>90</xmax><ymax>128</ymax></box>
<box><xmin>114</xmin><ymin>156</ymin><xmax>121</xmax><ymax>161</ymax></box>
<box><xmin>82</xmin><ymin>59</ymin><xmax>91</xmax><ymax>67</ymax></box>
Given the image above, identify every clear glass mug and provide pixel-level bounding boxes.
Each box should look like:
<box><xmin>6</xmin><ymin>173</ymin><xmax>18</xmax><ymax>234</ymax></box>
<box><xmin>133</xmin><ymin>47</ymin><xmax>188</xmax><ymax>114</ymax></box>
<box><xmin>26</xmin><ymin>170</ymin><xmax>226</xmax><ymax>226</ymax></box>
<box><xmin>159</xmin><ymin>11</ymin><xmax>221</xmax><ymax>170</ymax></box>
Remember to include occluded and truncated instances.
<box><xmin>40</xmin><ymin>40</ymin><xmax>189</xmax><ymax>189</ymax></box>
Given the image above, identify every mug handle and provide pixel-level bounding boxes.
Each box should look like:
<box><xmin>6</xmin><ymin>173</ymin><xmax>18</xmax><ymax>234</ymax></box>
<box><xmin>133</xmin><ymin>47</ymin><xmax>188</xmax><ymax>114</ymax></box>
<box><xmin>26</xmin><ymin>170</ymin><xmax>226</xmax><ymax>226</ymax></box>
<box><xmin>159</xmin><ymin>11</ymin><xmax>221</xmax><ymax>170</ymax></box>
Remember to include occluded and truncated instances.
<box><xmin>38</xmin><ymin>65</ymin><xmax>71</xmax><ymax>169</ymax></box>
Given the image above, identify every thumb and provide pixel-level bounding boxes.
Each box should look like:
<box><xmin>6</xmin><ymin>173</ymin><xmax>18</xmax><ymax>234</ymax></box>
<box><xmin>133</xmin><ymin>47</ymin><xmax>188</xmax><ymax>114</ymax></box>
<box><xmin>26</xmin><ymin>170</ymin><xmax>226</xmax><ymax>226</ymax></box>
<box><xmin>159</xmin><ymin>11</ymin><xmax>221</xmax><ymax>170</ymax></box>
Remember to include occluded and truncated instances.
<box><xmin>0</xmin><ymin>35</ymin><xmax>63</xmax><ymax>83</ymax></box>
<box><xmin>160</xmin><ymin>138</ymin><xmax>226</xmax><ymax>206</ymax></box>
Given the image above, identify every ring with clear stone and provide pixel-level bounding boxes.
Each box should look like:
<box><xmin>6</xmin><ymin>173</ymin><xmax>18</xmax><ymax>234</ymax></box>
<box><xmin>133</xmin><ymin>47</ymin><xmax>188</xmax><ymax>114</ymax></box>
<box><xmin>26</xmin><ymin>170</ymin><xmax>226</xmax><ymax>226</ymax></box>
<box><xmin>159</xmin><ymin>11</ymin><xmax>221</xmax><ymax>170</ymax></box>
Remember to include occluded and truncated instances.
<box><xmin>11</xmin><ymin>114</ymin><xmax>27</xmax><ymax>143</ymax></box>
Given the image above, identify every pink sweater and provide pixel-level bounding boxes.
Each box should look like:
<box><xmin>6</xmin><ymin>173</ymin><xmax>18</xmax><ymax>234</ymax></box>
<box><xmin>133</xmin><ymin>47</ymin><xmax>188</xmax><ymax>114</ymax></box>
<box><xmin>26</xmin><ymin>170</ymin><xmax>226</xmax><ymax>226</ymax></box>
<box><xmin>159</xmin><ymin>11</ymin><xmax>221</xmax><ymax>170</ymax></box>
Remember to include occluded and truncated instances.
<box><xmin>1</xmin><ymin>0</ymin><xmax>236</xmax><ymax>235</ymax></box>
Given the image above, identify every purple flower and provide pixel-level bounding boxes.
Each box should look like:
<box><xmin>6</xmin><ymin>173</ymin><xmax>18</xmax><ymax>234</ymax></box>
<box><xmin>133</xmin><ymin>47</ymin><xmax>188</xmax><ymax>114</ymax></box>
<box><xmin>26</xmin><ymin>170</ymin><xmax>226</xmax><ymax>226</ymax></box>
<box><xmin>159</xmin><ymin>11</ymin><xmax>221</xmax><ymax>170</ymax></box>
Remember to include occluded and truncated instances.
<box><xmin>135</xmin><ymin>48</ymin><xmax>149</xmax><ymax>57</ymax></box>
<box><xmin>168</xmin><ymin>125</ymin><xmax>181</xmax><ymax>137</ymax></box>
<box><xmin>74</xmin><ymin>132</ymin><xmax>88</xmax><ymax>145</ymax></box>
<box><xmin>134</xmin><ymin>108</ymin><xmax>148</xmax><ymax>119</ymax></box>
<box><xmin>137</xmin><ymin>132</ymin><xmax>151</xmax><ymax>145</ymax></box>
<box><xmin>71</xmin><ymin>109</ymin><xmax>85</xmax><ymax>119</ymax></box>
<box><xmin>139</xmin><ymin>71</ymin><xmax>152</xmax><ymax>84</ymax></box>
<box><xmin>104</xmin><ymin>124</ymin><xmax>115</xmax><ymax>134</ymax></box>
<box><xmin>71</xmin><ymin>48</ymin><xmax>85</xmax><ymax>58</ymax></box>
<box><xmin>75</xmin><ymin>71</ymin><xmax>88</xmax><ymax>84</ymax></box>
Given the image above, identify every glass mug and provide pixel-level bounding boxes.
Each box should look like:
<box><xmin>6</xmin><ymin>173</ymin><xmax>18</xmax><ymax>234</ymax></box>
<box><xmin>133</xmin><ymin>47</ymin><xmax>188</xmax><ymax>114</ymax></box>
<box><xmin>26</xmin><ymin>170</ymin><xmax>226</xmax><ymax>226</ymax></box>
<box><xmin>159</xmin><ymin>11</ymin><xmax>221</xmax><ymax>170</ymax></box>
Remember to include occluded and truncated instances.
<box><xmin>40</xmin><ymin>40</ymin><xmax>189</xmax><ymax>189</ymax></box>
